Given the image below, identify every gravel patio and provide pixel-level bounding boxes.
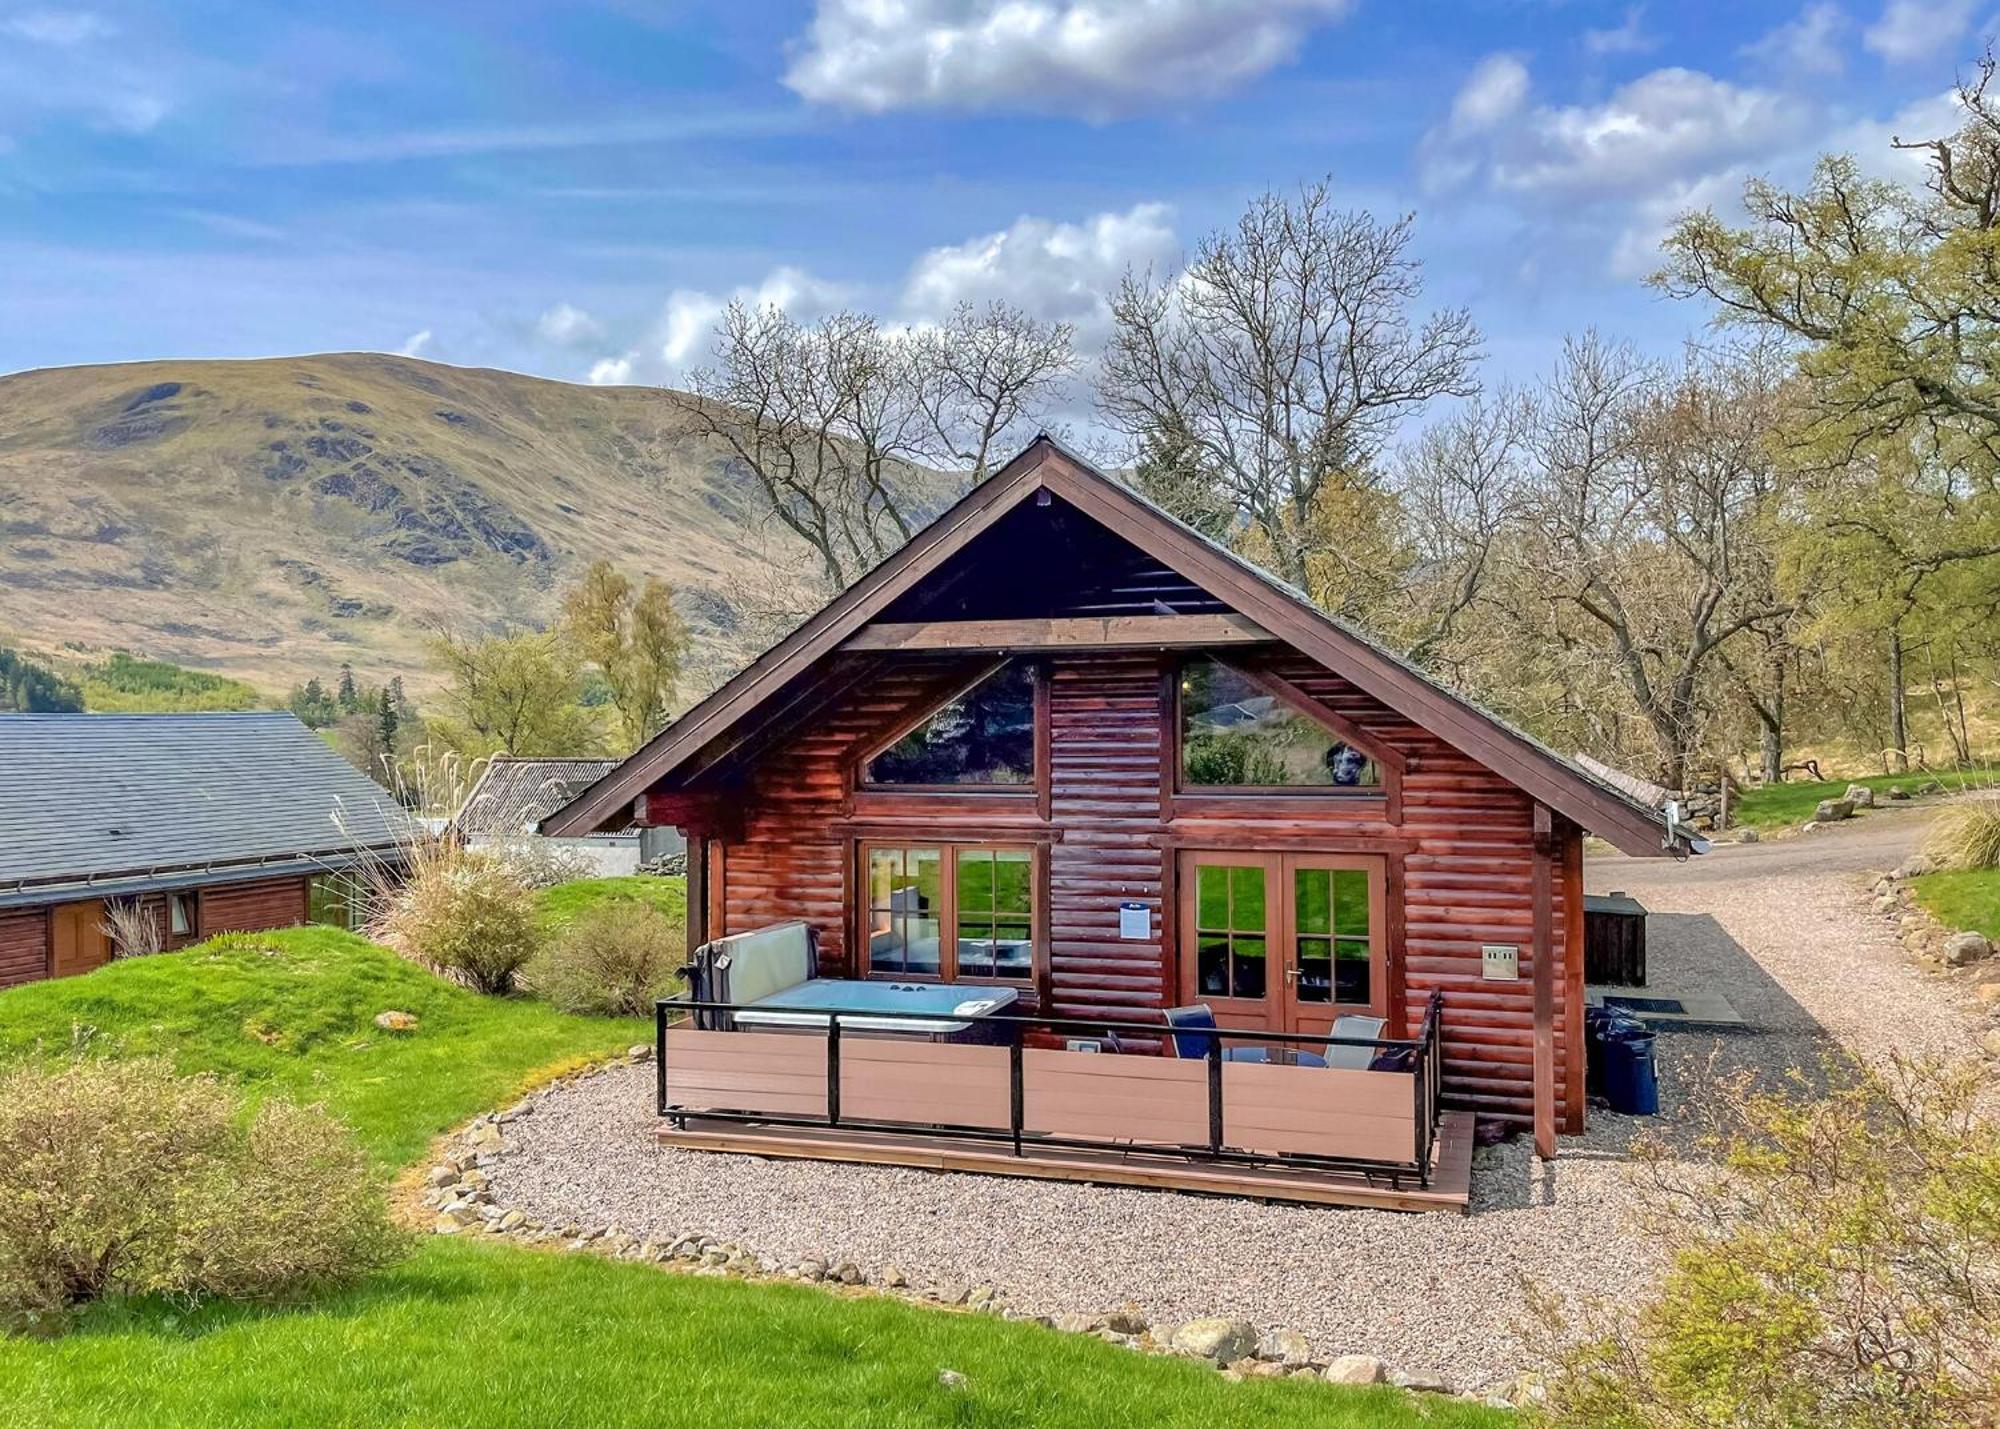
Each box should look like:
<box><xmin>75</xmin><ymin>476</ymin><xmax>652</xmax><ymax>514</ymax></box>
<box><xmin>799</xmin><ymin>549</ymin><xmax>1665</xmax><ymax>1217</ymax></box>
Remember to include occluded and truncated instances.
<box><xmin>487</xmin><ymin>806</ymin><xmax>1981</xmax><ymax>1392</ymax></box>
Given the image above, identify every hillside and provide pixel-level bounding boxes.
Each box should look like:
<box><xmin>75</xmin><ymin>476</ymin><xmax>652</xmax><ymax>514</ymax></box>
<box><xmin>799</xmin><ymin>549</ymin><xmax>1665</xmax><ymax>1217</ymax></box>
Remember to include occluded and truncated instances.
<box><xmin>0</xmin><ymin>353</ymin><xmax>874</xmax><ymax>694</ymax></box>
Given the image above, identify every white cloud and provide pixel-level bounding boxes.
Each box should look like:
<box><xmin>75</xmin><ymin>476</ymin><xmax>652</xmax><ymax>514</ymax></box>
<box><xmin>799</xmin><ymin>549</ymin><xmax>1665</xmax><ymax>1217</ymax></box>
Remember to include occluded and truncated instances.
<box><xmin>396</xmin><ymin>329</ymin><xmax>433</xmax><ymax>358</ymax></box>
<box><xmin>564</xmin><ymin>202</ymin><xmax>1184</xmax><ymax>389</ymax></box>
<box><xmin>1583</xmin><ymin>7</ymin><xmax>1655</xmax><ymax>56</ymax></box>
<box><xmin>783</xmin><ymin>0</ymin><xmax>1351</xmax><ymax>118</ymax></box>
<box><xmin>1830</xmin><ymin>87</ymin><xmax>1964</xmax><ymax>181</ymax></box>
<box><xmin>1863</xmin><ymin>0</ymin><xmax>1974</xmax><ymax>62</ymax></box>
<box><xmin>2</xmin><ymin>8</ymin><xmax>111</xmax><ymax>45</ymax></box>
<box><xmin>1448</xmin><ymin>54</ymin><xmax>1529</xmax><ymax>136</ymax></box>
<box><xmin>1743</xmin><ymin>3</ymin><xmax>1849</xmax><ymax>75</ymax></box>
<box><xmin>900</xmin><ymin>203</ymin><xmax>1180</xmax><ymax>348</ymax></box>
<box><xmin>1430</xmin><ymin>65</ymin><xmax>1808</xmax><ymax>198</ymax></box>
<box><xmin>535</xmin><ymin>302</ymin><xmax>604</xmax><ymax>347</ymax></box>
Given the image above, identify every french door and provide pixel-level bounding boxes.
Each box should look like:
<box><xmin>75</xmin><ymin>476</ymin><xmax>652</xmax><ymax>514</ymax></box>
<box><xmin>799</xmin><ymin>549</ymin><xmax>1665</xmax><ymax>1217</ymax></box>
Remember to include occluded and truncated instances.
<box><xmin>1176</xmin><ymin>851</ymin><xmax>1386</xmax><ymax>1038</ymax></box>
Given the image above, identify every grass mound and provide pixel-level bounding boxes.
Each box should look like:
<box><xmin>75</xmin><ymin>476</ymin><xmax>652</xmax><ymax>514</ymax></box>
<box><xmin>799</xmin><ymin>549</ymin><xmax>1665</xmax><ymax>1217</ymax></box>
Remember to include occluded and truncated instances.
<box><xmin>0</xmin><ymin>927</ymin><xmax>644</xmax><ymax>1169</ymax></box>
<box><xmin>535</xmin><ymin>873</ymin><xmax>685</xmax><ymax>933</ymax></box>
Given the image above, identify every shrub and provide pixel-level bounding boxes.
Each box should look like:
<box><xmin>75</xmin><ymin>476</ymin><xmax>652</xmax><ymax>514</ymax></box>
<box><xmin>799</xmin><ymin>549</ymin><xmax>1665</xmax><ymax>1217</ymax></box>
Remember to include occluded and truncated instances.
<box><xmin>0</xmin><ymin>1058</ymin><xmax>402</xmax><ymax>1323</ymax></box>
<box><xmin>100</xmin><ymin>896</ymin><xmax>164</xmax><ymax>959</ymax></box>
<box><xmin>372</xmin><ymin>844</ymin><xmax>543</xmax><ymax>994</ymax></box>
<box><xmin>1527</xmin><ymin>1057</ymin><xmax>2000</xmax><ymax>1429</ymax></box>
<box><xmin>1923</xmin><ymin>793</ymin><xmax>2000</xmax><ymax>872</ymax></box>
<box><xmin>527</xmin><ymin>899</ymin><xmax>683</xmax><ymax>1017</ymax></box>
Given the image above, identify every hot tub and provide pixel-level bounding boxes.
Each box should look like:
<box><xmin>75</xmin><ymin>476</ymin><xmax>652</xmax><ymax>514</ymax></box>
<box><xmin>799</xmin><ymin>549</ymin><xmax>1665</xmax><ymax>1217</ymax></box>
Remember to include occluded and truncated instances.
<box><xmin>733</xmin><ymin>978</ymin><xmax>1021</xmax><ymax>1042</ymax></box>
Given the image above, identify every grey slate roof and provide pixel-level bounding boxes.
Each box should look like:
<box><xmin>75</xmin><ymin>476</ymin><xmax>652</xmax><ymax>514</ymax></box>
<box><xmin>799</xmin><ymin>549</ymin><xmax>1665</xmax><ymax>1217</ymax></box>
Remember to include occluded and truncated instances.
<box><xmin>0</xmin><ymin>712</ymin><xmax>414</xmax><ymax>905</ymax></box>
<box><xmin>455</xmin><ymin>757</ymin><xmax>630</xmax><ymax>839</ymax></box>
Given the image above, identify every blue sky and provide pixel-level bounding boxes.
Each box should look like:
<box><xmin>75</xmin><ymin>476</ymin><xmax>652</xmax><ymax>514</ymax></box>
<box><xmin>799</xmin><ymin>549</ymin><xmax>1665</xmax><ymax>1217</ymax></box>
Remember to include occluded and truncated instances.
<box><xmin>0</xmin><ymin>1</ymin><xmax>1985</xmax><ymax>395</ymax></box>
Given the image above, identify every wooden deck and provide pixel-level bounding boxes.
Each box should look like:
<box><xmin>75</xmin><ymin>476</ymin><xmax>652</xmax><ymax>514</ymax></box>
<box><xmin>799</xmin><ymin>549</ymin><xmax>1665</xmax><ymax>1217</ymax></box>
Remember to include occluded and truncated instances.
<box><xmin>658</xmin><ymin>1110</ymin><xmax>1474</xmax><ymax>1212</ymax></box>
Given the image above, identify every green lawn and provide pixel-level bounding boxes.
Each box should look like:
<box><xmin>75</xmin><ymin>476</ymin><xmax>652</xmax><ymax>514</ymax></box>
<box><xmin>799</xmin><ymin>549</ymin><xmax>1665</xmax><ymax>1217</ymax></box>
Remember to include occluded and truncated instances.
<box><xmin>1730</xmin><ymin>769</ymin><xmax>1994</xmax><ymax>831</ymax></box>
<box><xmin>1911</xmin><ymin>867</ymin><xmax>2000</xmax><ymax>941</ymax></box>
<box><xmin>0</xmin><ymin>1239</ymin><xmax>1496</xmax><ymax>1429</ymax></box>
<box><xmin>535</xmin><ymin>873</ymin><xmax>686</xmax><ymax>933</ymax></box>
<box><xmin>0</xmin><ymin>926</ymin><xmax>645</xmax><ymax>1169</ymax></box>
<box><xmin>0</xmin><ymin>909</ymin><xmax>1501</xmax><ymax>1429</ymax></box>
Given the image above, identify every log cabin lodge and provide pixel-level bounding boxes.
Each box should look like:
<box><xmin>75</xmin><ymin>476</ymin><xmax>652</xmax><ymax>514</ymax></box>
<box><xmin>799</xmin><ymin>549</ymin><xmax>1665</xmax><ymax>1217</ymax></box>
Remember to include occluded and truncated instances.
<box><xmin>547</xmin><ymin>437</ymin><xmax>1693</xmax><ymax>1207</ymax></box>
<box><xmin>0</xmin><ymin>712</ymin><xmax>408</xmax><ymax>988</ymax></box>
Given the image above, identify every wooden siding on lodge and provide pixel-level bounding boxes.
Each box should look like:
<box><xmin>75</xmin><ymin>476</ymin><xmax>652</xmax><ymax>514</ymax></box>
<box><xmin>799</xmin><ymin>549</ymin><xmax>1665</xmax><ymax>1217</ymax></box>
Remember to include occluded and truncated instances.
<box><xmin>0</xmin><ymin>907</ymin><xmax>48</xmax><ymax>989</ymax></box>
<box><xmin>0</xmin><ymin>874</ymin><xmax>316</xmax><ymax>992</ymax></box>
<box><xmin>710</xmin><ymin>646</ymin><xmax>1583</xmax><ymax>1131</ymax></box>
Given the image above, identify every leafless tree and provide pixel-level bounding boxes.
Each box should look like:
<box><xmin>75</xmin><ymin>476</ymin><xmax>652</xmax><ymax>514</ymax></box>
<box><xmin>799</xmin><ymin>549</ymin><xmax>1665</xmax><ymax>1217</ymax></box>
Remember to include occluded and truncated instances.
<box><xmin>1510</xmin><ymin>335</ymin><xmax>1795</xmax><ymax>788</ymax></box>
<box><xmin>908</xmin><ymin>301</ymin><xmax>1077</xmax><ymax>480</ymax></box>
<box><xmin>1392</xmin><ymin>392</ymin><xmax>1527</xmax><ymax>671</ymax></box>
<box><xmin>677</xmin><ymin>301</ymin><xmax>1074</xmax><ymax>591</ymax></box>
<box><xmin>1097</xmin><ymin>179</ymin><xmax>1481</xmax><ymax>588</ymax></box>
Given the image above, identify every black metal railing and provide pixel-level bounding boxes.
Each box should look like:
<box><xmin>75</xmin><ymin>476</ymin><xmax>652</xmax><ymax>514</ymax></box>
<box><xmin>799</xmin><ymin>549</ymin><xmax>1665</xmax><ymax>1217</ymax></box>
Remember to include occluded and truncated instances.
<box><xmin>655</xmin><ymin>991</ymin><xmax>1448</xmax><ymax>1188</ymax></box>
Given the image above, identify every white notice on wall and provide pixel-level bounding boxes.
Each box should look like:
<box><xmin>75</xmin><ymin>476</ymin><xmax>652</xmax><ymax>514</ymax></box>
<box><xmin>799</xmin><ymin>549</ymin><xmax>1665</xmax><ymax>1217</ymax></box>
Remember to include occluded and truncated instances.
<box><xmin>1482</xmin><ymin>944</ymin><xmax>1520</xmax><ymax>981</ymax></box>
<box><xmin>1118</xmin><ymin>902</ymin><xmax>1149</xmax><ymax>940</ymax></box>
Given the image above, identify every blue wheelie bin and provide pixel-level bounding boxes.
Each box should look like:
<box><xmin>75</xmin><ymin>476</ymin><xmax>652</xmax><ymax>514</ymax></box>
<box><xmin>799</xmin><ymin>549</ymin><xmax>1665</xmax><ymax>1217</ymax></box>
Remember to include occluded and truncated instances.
<box><xmin>1598</xmin><ymin>1021</ymin><xmax>1660</xmax><ymax>1115</ymax></box>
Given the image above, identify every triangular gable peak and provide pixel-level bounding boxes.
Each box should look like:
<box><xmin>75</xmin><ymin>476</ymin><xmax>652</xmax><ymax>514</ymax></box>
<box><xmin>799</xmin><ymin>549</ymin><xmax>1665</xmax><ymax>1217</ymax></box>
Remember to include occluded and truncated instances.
<box><xmin>546</xmin><ymin>436</ymin><xmax>1681</xmax><ymax>857</ymax></box>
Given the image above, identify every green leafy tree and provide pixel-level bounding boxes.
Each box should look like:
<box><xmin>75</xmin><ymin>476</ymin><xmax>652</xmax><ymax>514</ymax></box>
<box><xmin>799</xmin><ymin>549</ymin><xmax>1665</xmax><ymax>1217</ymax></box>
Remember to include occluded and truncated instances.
<box><xmin>557</xmin><ymin>561</ymin><xmax>690</xmax><ymax>753</ymax></box>
<box><xmin>0</xmin><ymin>647</ymin><xmax>83</xmax><ymax>713</ymax></box>
<box><xmin>427</xmin><ymin>629</ymin><xmax>602</xmax><ymax>759</ymax></box>
<box><xmin>1657</xmin><ymin>62</ymin><xmax>2000</xmax><ymax>768</ymax></box>
<box><xmin>288</xmin><ymin>677</ymin><xmax>338</xmax><ymax>729</ymax></box>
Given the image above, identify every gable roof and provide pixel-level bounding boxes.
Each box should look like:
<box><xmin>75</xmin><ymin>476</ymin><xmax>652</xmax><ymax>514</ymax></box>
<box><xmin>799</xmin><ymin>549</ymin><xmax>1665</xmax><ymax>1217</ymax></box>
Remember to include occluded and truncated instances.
<box><xmin>545</xmin><ymin>437</ymin><xmax>1688</xmax><ymax>857</ymax></box>
<box><xmin>0</xmin><ymin>712</ymin><xmax>414</xmax><ymax>906</ymax></box>
<box><xmin>455</xmin><ymin>756</ymin><xmax>629</xmax><ymax>839</ymax></box>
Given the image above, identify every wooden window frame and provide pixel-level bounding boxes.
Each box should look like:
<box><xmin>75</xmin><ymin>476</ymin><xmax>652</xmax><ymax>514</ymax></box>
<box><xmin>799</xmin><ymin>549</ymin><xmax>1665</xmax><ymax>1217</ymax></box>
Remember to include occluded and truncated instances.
<box><xmin>168</xmin><ymin>890</ymin><xmax>197</xmax><ymax>940</ymax></box>
<box><xmin>1178</xmin><ymin>849</ymin><xmax>1390</xmax><ymax>1026</ymax></box>
<box><xmin>855</xmin><ymin>838</ymin><xmax>1042</xmax><ymax>986</ymax></box>
<box><xmin>1171</xmin><ymin>654</ymin><xmax>1404</xmax><ymax>821</ymax></box>
<box><xmin>849</xmin><ymin>658</ymin><xmax>1050</xmax><ymax>812</ymax></box>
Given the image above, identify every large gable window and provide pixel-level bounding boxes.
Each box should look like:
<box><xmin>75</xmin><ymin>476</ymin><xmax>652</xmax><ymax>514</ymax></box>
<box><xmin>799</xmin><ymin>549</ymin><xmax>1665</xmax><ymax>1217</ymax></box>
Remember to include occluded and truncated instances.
<box><xmin>1179</xmin><ymin>658</ymin><xmax>1381</xmax><ymax>790</ymax></box>
<box><xmin>864</xmin><ymin>663</ymin><xmax>1036</xmax><ymax>787</ymax></box>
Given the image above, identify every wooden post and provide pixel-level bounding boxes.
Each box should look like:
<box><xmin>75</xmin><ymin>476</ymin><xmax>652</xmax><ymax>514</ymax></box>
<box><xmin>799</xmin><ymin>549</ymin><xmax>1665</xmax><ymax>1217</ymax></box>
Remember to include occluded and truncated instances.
<box><xmin>1561</xmin><ymin>825</ymin><xmax>1586</xmax><ymax>1135</ymax></box>
<box><xmin>684</xmin><ymin>831</ymin><xmax>710</xmax><ymax>953</ymax></box>
<box><xmin>1531</xmin><ymin>803</ymin><xmax>1557</xmax><ymax>1161</ymax></box>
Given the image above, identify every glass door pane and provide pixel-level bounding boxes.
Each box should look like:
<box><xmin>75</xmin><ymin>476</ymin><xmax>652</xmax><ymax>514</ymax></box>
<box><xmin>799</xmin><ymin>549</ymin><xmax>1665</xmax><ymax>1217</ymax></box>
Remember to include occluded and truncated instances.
<box><xmin>866</xmin><ymin>847</ymin><xmax>941</xmax><ymax>976</ymax></box>
<box><xmin>1190</xmin><ymin>861</ymin><xmax>1270</xmax><ymax>1000</ymax></box>
<box><xmin>1292</xmin><ymin>867</ymin><xmax>1333</xmax><ymax>1005</ymax></box>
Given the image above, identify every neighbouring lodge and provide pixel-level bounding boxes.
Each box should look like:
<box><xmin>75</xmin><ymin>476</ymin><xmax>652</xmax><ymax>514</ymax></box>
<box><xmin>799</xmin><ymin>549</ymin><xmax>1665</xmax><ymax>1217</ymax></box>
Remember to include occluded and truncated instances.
<box><xmin>547</xmin><ymin>437</ymin><xmax>1693</xmax><ymax>1187</ymax></box>
<box><xmin>0</xmin><ymin>711</ymin><xmax>410</xmax><ymax>988</ymax></box>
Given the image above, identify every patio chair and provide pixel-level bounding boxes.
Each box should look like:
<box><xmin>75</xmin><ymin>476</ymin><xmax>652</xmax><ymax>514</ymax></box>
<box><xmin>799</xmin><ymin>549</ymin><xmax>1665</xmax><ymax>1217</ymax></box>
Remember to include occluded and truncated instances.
<box><xmin>1162</xmin><ymin>1005</ymin><xmax>1327</xmax><ymax>1066</ymax></box>
<box><xmin>1324</xmin><ymin>1014</ymin><xmax>1386</xmax><ymax>1070</ymax></box>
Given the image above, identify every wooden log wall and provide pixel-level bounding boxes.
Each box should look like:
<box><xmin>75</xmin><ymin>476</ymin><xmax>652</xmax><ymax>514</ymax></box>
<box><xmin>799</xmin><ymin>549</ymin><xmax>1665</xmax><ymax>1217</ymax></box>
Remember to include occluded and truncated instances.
<box><xmin>196</xmin><ymin>877</ymin><xmax>311</xmax><ymax>938</ymax></box>
<box><xmin>709</xmin><ymin>646</ymin><xmax>1583</xmax><ymax>1130</ymax></box>
<box><xmin>0</xmin><ymin>908</ymin><xmax>49</xmax><ymax>989</ymax></box>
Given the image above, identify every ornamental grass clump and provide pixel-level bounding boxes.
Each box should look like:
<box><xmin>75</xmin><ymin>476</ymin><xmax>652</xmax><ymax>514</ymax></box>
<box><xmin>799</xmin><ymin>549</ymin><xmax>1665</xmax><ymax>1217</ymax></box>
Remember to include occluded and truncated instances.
<box><xmin>527</xmin><ymin>899</ymin><xmax>683</xmax><ymax>1017</ymax></box>
<box><xmin>1527</xmin><ymin>1056</ymin><xmax>2000</xmax><ymax>1429</ymax></box>
<box><xmin>1923</xmin><ymin>793</ymin><xmax>2000</xmax><ymax>873</ymax></box>
<box><xmin>371</xmin><ymin>842</ymin><xmax>544</xmax><ymax>995</ymax></box>
<box><xmin>0</xmin><ymin>1058</ymin><xmax>402</xmax><ymax>1327</ymax></box>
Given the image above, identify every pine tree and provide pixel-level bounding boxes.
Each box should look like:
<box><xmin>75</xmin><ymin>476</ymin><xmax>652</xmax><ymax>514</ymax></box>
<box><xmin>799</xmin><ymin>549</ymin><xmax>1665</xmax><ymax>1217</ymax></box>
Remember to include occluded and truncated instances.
<box><xmin>336</xmin><ymin>664</ymin><xmax>359</xmax><ymax>714</ymax></box>
<box><xmin>375</xmin><ymin>684</ymin><xmax>399</xmax><ymax>753</ymax></box>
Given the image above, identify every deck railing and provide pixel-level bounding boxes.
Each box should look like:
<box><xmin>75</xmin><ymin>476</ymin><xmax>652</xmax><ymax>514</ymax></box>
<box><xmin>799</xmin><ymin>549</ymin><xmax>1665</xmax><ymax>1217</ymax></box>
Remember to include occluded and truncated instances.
<box><xmin>654</xmin><ymin>991</ymin><xmax>1447</xmax><ymax>1187</ymax></box>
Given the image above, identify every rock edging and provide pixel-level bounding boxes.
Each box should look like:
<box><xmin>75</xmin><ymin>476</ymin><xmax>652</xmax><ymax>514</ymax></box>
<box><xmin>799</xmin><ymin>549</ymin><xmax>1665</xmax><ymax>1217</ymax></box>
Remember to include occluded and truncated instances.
<box><xmin>1866</xmin><ymin>859</ymin><xmax>2000</xmax><ymax>1052</ymax></box>
<box><xmin>417</xmin><ymin>1047</ymin><xmax>1533</xmax><ymax>1411</ymax></box>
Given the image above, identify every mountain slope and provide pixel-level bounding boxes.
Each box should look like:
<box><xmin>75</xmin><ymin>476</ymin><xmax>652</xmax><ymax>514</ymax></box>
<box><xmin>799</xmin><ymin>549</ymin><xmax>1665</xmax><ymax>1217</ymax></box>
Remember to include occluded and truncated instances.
<box><xmin>0</xmin><ymin>352</ymin><xmax>841</xmax><ymax>694</ymax></box>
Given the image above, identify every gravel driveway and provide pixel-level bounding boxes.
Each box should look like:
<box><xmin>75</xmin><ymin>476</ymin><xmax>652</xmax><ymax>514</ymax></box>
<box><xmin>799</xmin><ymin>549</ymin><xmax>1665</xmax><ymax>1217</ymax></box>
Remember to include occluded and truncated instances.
<box><xmin>490</xmin><ymin>807</ymin><xmax>1972</xmax><ymax>1392</ymax></box>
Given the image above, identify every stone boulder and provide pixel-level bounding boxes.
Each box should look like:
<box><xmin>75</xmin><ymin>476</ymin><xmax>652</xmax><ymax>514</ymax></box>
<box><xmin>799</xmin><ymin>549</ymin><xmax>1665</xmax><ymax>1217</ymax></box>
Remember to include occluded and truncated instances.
<box><xmin>1257</xmin><ymin>1328</ymin><xmax>1314</xmax><ymax>1366</ymax></box>
<box><xmin>1170</xmin><ymin>1318</ymin><xmax>1259</xmax><ymax>1364</ymax></box>
<box><xmin>1735</xmin><ymin>827</ymin><xmax>1760</xmax><ymax>843</ymax></box>
<box><xmin>1943</xmin><ymin>931</ymin><xmax>1994</xmax><ymax>967</ymax></box>
<box><xmin>1894</xmin><ymin>854</ymin><xmax>1935</xmax><ymax>880</ymax></box>
<box><xmin>1390</xmin><ymin>1367</ymin><xmax>1452</xmax><ymax>1393</ymax></box>
<box><xmin>1887</xmin><ymin>784</ymin><xmax>1911</xmax><ymax>800</ymax></box>
<box><xmin>374</xmin><ymin>1010</ymin><xmax>418</xmax><ymax>1031</ymax></box>
<box><xmin>1323</xmin><ymin>1354</ymin><xmax>1386</xmax><ymax>1385</ymax></box>
<box><xmin>1812</xmin><ymin>798</ymin><xmax>1855</xmax><ymax>823</ymax></box>
<box><xmin>1844</xmin><ymin>783</ymin><xmax>1875</xmax><ymax>809</ymax></box>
